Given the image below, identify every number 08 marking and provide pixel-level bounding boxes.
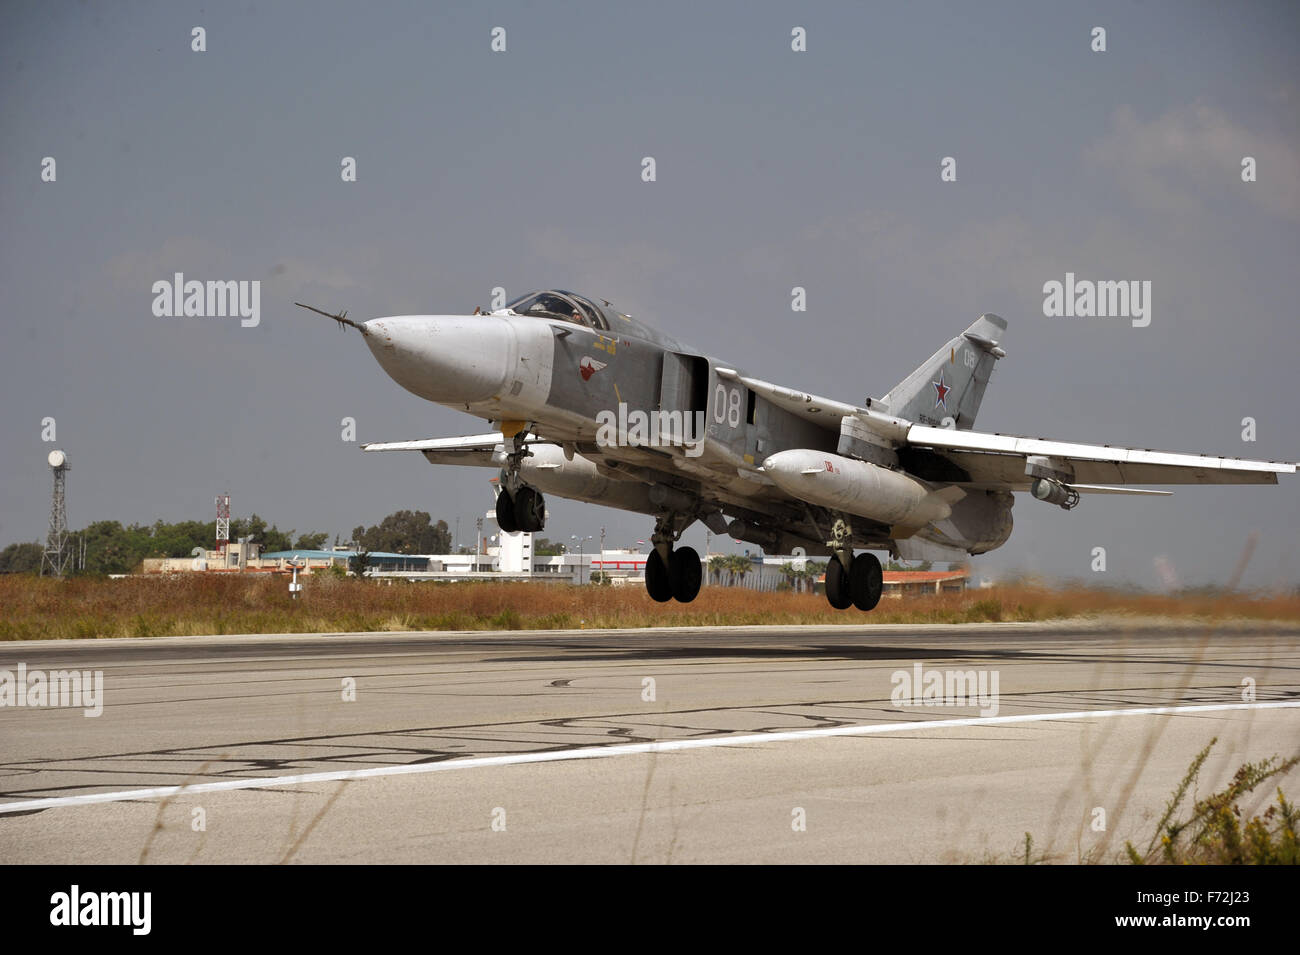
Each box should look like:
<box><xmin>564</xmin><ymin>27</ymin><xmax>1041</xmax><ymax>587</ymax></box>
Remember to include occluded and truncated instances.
<box><xmin>713</xmin><ymin>384</ymin><xmax>743</xmax><ymax>428</ymax></box>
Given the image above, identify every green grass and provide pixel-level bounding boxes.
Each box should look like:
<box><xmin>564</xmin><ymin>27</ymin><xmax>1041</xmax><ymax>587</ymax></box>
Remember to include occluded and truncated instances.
<box><xmin>1125</xmin><ymin>738</ymin><xmax>1300</xmax><ymax>865</ymax></box>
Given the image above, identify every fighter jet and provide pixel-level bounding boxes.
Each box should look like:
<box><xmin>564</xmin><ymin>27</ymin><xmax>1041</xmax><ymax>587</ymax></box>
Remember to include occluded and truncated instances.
<box><xmin>298</xmin><ymin>291</ymin><xmax>1295</xmax><ymax>611</ymax></box>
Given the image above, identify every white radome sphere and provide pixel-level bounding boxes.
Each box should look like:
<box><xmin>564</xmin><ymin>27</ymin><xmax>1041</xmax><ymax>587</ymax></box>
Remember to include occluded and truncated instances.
<box><xmin>47</xmin><ymin>449</ymin><xmax>66</xmax><ymax>468</ymax></box>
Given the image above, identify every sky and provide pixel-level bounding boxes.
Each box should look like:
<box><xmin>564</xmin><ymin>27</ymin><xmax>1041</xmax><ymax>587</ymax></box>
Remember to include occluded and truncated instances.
<box><xmin>1</xmin><ymin>0</ymin><xmax>1297</xmax><ymax>589</ymax></box>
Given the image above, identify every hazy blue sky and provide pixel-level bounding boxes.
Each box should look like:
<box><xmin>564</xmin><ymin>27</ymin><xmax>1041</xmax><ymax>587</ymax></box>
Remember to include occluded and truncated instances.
<box><xmin>2</xmin><ymin>1</ymin><xmax>1297</xmax><ymax>587</ymax></box>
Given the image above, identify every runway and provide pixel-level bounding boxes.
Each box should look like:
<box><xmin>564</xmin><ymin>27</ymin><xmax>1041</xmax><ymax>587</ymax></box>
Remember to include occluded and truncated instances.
<box><xmin>2</xmin><ymin>621</ymin><xmax>1298</xmax><ymax>863</ymax></box>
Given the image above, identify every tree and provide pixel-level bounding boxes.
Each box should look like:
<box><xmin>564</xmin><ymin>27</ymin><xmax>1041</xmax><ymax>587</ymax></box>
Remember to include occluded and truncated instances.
<box><xmin>2</xmin><ymin>512</ymin><xmax>329</xmax><ymax>577</ymax></box>
<box><xmin>293</xmin><ymin>532</ymin><xmax>329</xmax><ymax>550</ymax></box>
<box><xmin>260</xmin><ymin>526</ymin><xmax>295</xmax><ymax>554</ymax></box>
<box><xmin>78</xmin><ymin>520</ymin><xmax>151</xmax><ymax>575</ymax></box>
<box><xmin>229</xmin><ymin>514</ymin><xmax>266</xmax><ymax>543</ymax></box>
<box><xmin>144</xmin><ymin>519</ymin><xmax>214</xmax><ymax>559</ymax></box>
<box><xmin>353</xmin><ymin>510</ymin><xmax>451</xmax><ymax>554</ymax></box>
<box><xmin>533</xmin><ymin>537</ymin><xmax>566</xmax><ymax>556</ymax></box>
<box><xmin>727</xmin><ymin>554</ymin><xmax>752</xmax><ymax>587</ymax></box>
<box><xmin>348</xmin><ymin>551</ymin><xmax>371</xmax><ymax>577</ymax></box>
<box><xmin>804</xmin><ymin>560</ymin><xmax>826</xmax><ymax>594</ymax></box>
<box><xmin>228</xmin><ymin>514</ymin><xmax>293</xmax><ymax>553</ymax></box>
<box><xmin>0</xmin><ymin>542</ymin><xmax>43</xmax><ymax>574</ymax></box>
<box><xmin>708</xmin><ymin>555</ymin><xmax>728</xmax><ymax>585</ymax></box>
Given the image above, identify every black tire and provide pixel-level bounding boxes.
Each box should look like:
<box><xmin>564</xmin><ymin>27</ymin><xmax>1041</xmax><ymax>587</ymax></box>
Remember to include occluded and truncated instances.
<box><xmin>850</xmin><ymin>552</ymin><xmax>883</xmax><ymax>612</ymax></box>
<box><xmin>513</xmin><ymin>486</ymin><xmax>545</xmax><ymax>533</ymax></box>
<box><xmin>495</xmin><ymin>489</ymin><xmax>519</xmax><ymax>533</ymax></box>
<box><xmin>669</xmin><ymin>545</ymin><xmax>702</xmax><ymax>603</ymax></box>
<box><xmin>825</xmin><ymin>556</ymin><xmax>852</xmax><ymax>609</ymax></box>
<box><xmin>645</xmin><ymin>549</ymin><xmax>673</xmax><ymax>602</ymax></box>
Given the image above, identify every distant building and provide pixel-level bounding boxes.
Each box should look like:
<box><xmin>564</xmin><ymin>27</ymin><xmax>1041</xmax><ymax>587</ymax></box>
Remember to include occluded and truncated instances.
<box><xmin>141</xmin><ymin>540</ymin><xmax>969</xmax><ymax>596</ymax></box>
<box><xmin>138</xmin><ymin>481</ymin><xmax>972</xmax><ymax>589</ymax></box>
<box><xmin>143</xmin><ymin>538</ymin><xmax>265</xmax><ymax>574</ymax></box>
<box><xmin>140</xmin><ymin>531</ymin><xmax>970</xmax><ymax>597</ymax></box>
<box><xmin>881</xmin><ymin>569</ymin><xmax>969</xmax><ymax>597</ymax></box>
<box><xmin>810</xmin><ymin>567</ymin><xmax>971</xmax><ymax>597</ymax></box>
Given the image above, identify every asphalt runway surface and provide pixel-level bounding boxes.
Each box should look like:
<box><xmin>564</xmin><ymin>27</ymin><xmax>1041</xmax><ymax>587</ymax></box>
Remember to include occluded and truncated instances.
<box><xmin>2</xmin><ymin>621</ymin><xmax>1298</xmax><ymax>863</ymax></box>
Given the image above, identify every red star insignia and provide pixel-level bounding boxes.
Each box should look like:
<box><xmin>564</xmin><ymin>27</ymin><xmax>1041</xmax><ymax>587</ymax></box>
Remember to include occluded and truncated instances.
<box><xmin>933</xmin><ymin>370</ymin><xmax>950</xmax><ymax>409</ymax></box>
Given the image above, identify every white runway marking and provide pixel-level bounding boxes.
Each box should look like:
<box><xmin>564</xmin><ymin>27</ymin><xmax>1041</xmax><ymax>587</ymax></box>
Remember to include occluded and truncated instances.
<box><xmin>2</xmin><ymin>701</ymin><xmax>1295</xmax><ymax>815</ymax></box>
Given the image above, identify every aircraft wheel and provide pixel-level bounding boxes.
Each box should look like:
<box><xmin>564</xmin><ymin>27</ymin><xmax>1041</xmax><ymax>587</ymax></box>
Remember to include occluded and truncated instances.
<box><xmin>669</xmin><ymin>546</ymin><xmax>702</xmax><ymax>603</ymax></box>
<box><xmin>825</xmin><ymin>556</ymin><xmax>852</xmax><ymax>609</ymax></box>
<box><xmin>849</xmin><ymin>552</ymin><xmax>883</xmax><ymax>612</ymax></box>
<box><xmin>495</xmin><ymin>489</ymin><xmax>519</xmax><ymax>533</ymax></box>
<box><xmin>645</xmin><ymin>549</ymin><xmax>673</xmax><ymax>602</ymax></box>
<box><xmin>513</xmin><ymin>487</ymin><xmax>545</xmax><ymax>533</ymax></box>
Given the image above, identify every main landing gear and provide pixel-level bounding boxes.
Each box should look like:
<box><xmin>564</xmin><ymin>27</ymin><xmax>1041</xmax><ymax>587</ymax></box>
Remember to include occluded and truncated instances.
<box><xmin>644</xmin><ymin>514</ymin><xmax>701</xmax><ymax>603</ymax></box>
<box><xmin>495</xmin><ymin>426</ymin><xmax>545</xmax><ymax>534</ymax></box>
<box><xmin>824</xmin><ymin>552</ymin><xmax>883</xmax><ymax>611</ymax></box>
<box><xmin>823</xmin><ymin>516</ymin><xmax>883</xmax><ymax>612</ymax></box>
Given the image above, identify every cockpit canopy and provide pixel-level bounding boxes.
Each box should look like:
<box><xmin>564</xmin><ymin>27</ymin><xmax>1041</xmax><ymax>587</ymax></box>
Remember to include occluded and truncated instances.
<box><xmin>504</xmin><ymin>289</ymin><xmax>618</xmax><ymax>331</ymax></box>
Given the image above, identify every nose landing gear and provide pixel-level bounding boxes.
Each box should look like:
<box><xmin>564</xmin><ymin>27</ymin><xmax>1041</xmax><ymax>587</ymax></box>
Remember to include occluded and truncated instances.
<box><xmin>511</xmin><ymin>486</ymin><xmax>545</xmax><ymax>533</ymax></box>
<box><xmin>495</xmin><ymin>426</ymin><xmax>546</xmax><ymax>534</ymax></box>
<box><xmin>494</xmin><ymin>484</ymin><xmax>546</xmax><ymax>534</ymax></box>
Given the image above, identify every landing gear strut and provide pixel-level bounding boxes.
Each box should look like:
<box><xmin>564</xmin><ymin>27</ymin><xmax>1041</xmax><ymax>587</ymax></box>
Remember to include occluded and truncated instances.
<box><xmin>495</xmin><ymin>426</ymin><xmax>545</xmax><ymax>534</ymax></box>
<box><xmin>823</xmin><ymin>515</ymin><xmax>883</xmax><ymax>612</ymax></box>
<box><xmin>645</xmin><ymin>513</ymin><xmax>701</xmax><ymax>603</ymax></box>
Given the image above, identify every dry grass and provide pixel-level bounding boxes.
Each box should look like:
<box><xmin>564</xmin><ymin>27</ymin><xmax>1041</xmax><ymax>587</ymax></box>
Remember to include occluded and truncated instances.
<box><xmin>1</xmin><ymin>574</ymin><xmax>1298</xmax><ymax>641</ymax></box>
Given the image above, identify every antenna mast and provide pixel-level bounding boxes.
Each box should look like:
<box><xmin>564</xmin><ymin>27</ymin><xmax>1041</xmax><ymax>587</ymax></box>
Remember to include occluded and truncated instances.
<box><xmin>216</xmin><ymin>493</ymin><xmax>230</xmax><ymax>553</ymax></box>
<box><xmin>41</xmin><ymin>450</ymin><xmax>71</xmax><ymax>577</ymax></box>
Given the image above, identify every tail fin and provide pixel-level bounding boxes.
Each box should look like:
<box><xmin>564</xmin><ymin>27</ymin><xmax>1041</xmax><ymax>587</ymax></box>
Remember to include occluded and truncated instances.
<box><xmin>877</xmin><ymin>314</ymin><xmax>1007</xmax><ymax>430</ymax></box>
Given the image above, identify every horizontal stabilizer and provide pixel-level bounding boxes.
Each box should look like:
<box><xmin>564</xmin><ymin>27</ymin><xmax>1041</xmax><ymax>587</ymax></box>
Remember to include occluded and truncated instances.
<box><xmin>909</xmin><ymin>424</ymin><xmax>1294</xmax><ymax>487</ymax></box>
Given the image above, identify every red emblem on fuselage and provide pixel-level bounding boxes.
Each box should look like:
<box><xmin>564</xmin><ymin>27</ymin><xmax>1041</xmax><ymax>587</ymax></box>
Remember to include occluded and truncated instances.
<box><xmin>579</xmin><ymin>356</ymin><xmax>607</xmax><ymax>381</ymax></box>
<box><xmin>933</xmin><ymin>369</ymin><xmax>951</xmax><ymax>409</ymax></box>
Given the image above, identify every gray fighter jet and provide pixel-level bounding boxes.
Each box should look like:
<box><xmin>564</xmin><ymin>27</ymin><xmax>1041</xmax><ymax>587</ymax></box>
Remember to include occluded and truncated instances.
<box><xmin>298</xmin><ymin>291</ymin><xmax>1295</xmax><ymax>611</ymax></box>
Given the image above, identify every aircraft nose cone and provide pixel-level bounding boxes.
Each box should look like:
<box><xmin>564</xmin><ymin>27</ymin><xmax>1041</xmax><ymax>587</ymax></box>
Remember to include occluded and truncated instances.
<box><xmin>363</xmin><ymin>315</ymin><xmax>514</xmax><ymax>403</ymax></box>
